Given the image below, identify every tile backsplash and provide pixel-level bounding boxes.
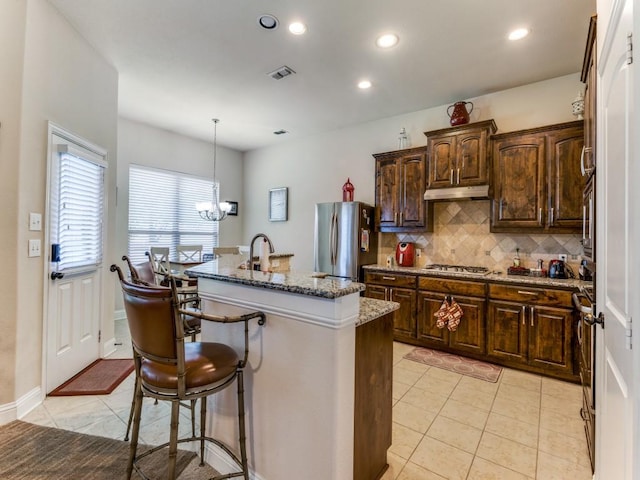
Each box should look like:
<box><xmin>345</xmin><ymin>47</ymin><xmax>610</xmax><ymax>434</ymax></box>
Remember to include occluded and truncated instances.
<box><xmin>379</xmin><ymin>200</ymin><xmax>583</xmax><ymax>271</ymax></box>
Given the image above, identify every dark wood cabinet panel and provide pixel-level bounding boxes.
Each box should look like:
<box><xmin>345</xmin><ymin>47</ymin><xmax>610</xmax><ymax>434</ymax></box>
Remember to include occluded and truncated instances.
<box><xmin>529</xmin><ymin>305</ymin><xmax>574</xmax><ymax>372</ymax></box>
<box><xmin>390</xmin><ymin>288</ymin><xmax>417</xmax><ymax>338</ymax></box>
<box><xmin>354</xmin><ymin>312</ymin><xmax>393</xmax><ymax>480</ymax></box>
<box><xmin>417</xmin><ymin>290</ymin><xmax>486</xmax><ymax>355</ymax></box>
<box><xmin>547</xmin><ymin>126</ymin><xmax>585</xmax><ymax>230</ymax></box>
<box><xmin>364</xmin><ymin>274</ymin><xmax>417</xmax><ymax>340</ymax></box>
<box><xmin>373</xmin><ymin>147</ymin><xmax>433</xmax><ymax>232</ymax></box>
<box><xmin>490</xmin><ymin>121</ymin><xmax>584</xmax><ymax>233</ymax></box>
<box><xmin>425</xmin><ymin>120</ymin><xmax>496</xmax><ymax>189</ymax></box>
<box><xmin>491</xmin><ymin>134</ymin><xmax>546</xmax><ymax>230</ymax></box>
<box><xmin>487</xmin><ymin>300</ymin><xmax>528</xmax><ymax>363</ymax></box>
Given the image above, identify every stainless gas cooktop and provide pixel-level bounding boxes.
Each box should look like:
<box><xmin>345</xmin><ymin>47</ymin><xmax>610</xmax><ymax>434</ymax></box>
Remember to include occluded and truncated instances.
<box><xmin>423</xmin><ymin>264</ymin><xmax>491</xmax><ymax>276</ymax></box>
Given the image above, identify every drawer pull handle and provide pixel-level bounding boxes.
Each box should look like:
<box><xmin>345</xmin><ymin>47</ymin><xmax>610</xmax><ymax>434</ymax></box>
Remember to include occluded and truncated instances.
<box><xmin>521</xmin><ymin>305</ymin><xmax>526</xmax><ymax>325</ymax></box>
<box><xmin>382</xmin><ymin>276</ymin><xmax>396</xmax><ymax>281</ymax></box>
<box><xmin>517</xmin><ymin>290</ymin><xmax>538</xmax><ymax>295</ymax></box>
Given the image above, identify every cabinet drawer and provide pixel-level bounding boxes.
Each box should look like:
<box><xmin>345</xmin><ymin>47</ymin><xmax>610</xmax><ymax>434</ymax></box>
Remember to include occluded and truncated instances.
<box><xmin>489</xmin><ymin>284</ymin><xmax>573</xmax><ymax>307</ymax></box>
<box><xmin>364</xmin><ymin>272</ymin><xmax>417</xmax><ymax>288</ymax></box>
<box><xmin>418</xmin><ymin>276</ymin><xmax>486</xmax><ymax>297</ymax></box>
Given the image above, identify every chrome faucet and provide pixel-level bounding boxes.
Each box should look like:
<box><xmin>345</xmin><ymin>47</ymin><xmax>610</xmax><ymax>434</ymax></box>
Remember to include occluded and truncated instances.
<box><xmin>248</xmin><ymin>233</ymin><xmax>275</xmax><ymax>270</ymax></box>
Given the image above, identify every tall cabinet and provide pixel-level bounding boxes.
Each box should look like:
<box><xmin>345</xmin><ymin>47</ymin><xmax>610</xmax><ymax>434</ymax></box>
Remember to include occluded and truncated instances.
<box><xmin>373</xmin><ymin>146</ymin><xmax>433</xmax><ymax>232</ymax></box>
<box><xmin>490</xmin><ymin>121</ymin><xmax>584</xmax><ymax>233</ymax></box>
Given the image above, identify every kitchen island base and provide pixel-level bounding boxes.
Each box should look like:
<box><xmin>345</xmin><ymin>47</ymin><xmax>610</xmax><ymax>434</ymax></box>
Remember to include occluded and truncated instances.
<box><xmin>192</xmin><ymin>274</ymin><xmax>394</xmax><ymax>480</ymax></box>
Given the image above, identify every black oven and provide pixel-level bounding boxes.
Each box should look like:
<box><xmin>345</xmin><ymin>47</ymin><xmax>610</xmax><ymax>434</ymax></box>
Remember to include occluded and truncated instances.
<box><xmin>573</xmin><ymin>287</ymin><xmax>595</xmax><ymax>472</ymax></box>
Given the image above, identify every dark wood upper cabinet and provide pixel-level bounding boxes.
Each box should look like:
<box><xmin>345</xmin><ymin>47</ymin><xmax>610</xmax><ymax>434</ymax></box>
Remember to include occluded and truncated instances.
<box><xmin>490</xmin><ymin>121</ymin><xmax>584</xmax><ymax>233</ymax></box>
<box><xmin>424</xmin><ymin>120</ymin><xmax>497</xmax><ymax>189</ymax></box>
<box><xmin>581</xmin><ymin>16</ymin><xmax>597</xmax><ymax>178</ymax></box>
<box><xmin>373</xmin><ymin>146</ymin><xmax>433</xmax><ymax>232</ymax></box>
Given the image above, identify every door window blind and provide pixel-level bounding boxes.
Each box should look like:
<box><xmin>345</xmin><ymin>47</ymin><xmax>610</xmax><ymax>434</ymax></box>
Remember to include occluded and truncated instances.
<box><xmin>53</xmin><ymin>152</ymin><xmax>106</xmax><ymax>271</ymax></box>
<box><xmin>128</xmin><ymin>165</ymin><xmax>217</xmax><ymax>264</ymax></box>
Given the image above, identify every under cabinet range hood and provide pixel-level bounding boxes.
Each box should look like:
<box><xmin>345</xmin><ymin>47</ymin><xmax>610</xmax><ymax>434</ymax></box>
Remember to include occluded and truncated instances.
<box><xmin>423</xmin><ymin>184</ymin><xmax>490</xmax><ymax>201</ymax></box>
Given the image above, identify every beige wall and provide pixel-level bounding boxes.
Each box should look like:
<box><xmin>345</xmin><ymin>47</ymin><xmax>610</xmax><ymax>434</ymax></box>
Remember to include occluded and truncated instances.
<box><xmin>243</xmin><ymin>73</ymin><xmax>584</xmax><ymax>271</ymax></box>
<box><xmin>114</xmin><ymin>117</ymin><xmax>244</xmax><ymax>309</ymax></box>
<box><xmin>0</xmin><ymin>0</ymin><xmax>118</xmax><ymax>411</ymax></box>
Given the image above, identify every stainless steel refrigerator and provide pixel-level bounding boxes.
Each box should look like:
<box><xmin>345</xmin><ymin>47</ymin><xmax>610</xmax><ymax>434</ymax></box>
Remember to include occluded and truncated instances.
<box><xmin>314</xmin><ymin>202</ymin><xmax>378</xmax><ymax>281</ymax></box>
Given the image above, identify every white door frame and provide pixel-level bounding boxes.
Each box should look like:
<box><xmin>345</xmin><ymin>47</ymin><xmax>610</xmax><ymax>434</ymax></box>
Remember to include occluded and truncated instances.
<box><xmin>42</xmin><ymin>122</ymin><xmax>108</xmax><ymax>393</ymax></box>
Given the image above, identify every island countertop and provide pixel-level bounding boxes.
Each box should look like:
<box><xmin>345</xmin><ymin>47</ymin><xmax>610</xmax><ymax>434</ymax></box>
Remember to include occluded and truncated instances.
<box><xmin>185</xmin><ymin>261</ymin><xmax>365</xmax><ymax>299</ymax></box>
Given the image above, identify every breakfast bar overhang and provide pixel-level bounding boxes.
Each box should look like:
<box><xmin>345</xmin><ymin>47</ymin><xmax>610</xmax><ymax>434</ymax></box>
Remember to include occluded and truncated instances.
<box><xmin>186</xmin><ymin>262</ymin><xmax>398</xmax><ymax>480</ymax></box>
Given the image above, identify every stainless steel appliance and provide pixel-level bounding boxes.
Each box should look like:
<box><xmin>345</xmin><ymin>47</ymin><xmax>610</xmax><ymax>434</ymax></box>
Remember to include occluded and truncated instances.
<box><xmin>573</xmin><ymin>286</ymin><xmax>596</xmax><ymax>471</ymax></box>
<box><xmin>314</xmin><ymin>202</ymin><xmax>378</xmax><ymax>281</ymax></box>
<box><xmin>423</xmin><ymin>264</ymin><xmax>491</xmax><ymax>276</ymax></box>
<box><xmin>548</xmin><ymin>259</ymin><xmax>568</xmax><ymax>279</ymax></box>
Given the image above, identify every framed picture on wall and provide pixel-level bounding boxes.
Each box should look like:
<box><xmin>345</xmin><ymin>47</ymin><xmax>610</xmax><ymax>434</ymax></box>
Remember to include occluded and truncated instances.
<box><xmin>269</xmin><ymin>187</ymin><xmax>288</xmax><ymax>222</ymax></box>
<box><xmin>225</xmin><ymin>201</ymin><xmax>238</xmax><ymax>216</ymax></box>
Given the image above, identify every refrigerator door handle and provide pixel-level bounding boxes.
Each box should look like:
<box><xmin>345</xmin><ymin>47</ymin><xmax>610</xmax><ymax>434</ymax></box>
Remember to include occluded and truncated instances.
<box><xmin>330</xmin><ymin>211</ymin><xmax>338</xmax><ymax>266</ymax></box>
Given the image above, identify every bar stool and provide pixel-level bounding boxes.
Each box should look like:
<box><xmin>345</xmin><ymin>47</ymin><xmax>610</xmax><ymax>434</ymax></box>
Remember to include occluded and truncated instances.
<box><xmin>111</xmin><ymin>264</ymin><xmax>265</xmax><ymax>480</ymax></box>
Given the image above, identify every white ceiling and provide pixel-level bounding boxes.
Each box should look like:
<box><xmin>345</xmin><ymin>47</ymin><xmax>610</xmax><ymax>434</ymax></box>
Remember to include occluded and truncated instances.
<box><xmin>49</xmin><ymin>0</ymin><xmax>596</xmax><ymax>152</ymax></box>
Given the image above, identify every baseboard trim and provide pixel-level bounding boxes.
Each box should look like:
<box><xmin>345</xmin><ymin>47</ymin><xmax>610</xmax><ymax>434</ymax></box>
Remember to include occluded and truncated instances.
<box><xmin>0</xmin><ymin>386</ymin><xmax>43</xmax><ymax>425</ymax></box>
<box><xmin>204</xmin><ymin>443</ymin><xmax>264</xmax><ymax>480</ymax></box>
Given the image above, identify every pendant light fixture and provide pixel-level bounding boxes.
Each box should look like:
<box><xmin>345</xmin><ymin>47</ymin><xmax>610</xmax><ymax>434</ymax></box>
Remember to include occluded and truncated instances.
<box><xmin>196</xmin><ymin>118</ymin><xmax>231</xmax><ymax>221</ymax></box>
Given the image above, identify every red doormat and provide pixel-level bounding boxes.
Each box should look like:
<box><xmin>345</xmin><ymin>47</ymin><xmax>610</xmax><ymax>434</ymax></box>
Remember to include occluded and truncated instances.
<box><xmin>404</xmin><ymin>347</ymin><xmax>502</xmax><ymax>383</ymax></box>
<box><xmin>49</xmin><ymin>359</ymin><xmax>134</xmax><ymax>396</ymax></box>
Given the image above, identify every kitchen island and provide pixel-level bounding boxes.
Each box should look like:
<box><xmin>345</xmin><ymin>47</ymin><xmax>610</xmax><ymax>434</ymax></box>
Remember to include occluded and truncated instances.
<box><xmin>185</xmin><ymin>261</ymin><xmax>398</xmax><ymax>480</ymax></box>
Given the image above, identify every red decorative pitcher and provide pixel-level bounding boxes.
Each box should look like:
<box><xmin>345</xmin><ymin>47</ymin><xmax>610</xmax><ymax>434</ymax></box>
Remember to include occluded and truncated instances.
<box><xmin>342</xmin><ymin>178</ymin><xmax>354</xmax><ymax>202</ymax></box>
<box><xmin>447</xmin><ymin>101</ymin><xmax>474</xmax><ymax>126</ymax></box>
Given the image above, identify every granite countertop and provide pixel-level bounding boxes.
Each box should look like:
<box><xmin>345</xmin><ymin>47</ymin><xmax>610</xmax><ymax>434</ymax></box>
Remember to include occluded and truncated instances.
<box><xmin>186</xmin><ymin>260</ymin><xmax>364</xmax><ymax>299</ymax></box>
<box><xmin>363</xmin><ymin>264</ymin><xmax>590</xmax><ymax>289</ymax></box>
<box><xmin>357</xmin><ymin>297</ymin><xmax>399</xmax><ymax>327</ymax></box>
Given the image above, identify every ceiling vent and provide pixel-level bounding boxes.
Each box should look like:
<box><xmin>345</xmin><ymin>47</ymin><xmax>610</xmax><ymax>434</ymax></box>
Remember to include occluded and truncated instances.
<box><xmin>268</xmin><ymin>65</ymin><xmax>296</xmax><ymax>80</ymax></box>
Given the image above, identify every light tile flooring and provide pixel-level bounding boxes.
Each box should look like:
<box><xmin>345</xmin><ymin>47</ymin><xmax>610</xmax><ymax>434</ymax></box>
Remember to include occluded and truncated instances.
<box><xmin>383</xmin><ymin>342</ymin><xmax>593</xmax><ymax>480</ymax></box>
<box><xmin>22</xmin><ymin>321</ymin><xmax>592</xmax><ymax>479</ymax></box>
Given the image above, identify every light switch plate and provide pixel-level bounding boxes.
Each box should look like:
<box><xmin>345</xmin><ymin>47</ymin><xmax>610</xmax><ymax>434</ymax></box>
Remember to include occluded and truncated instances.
<box><xmin>29</xmin><ymin>212</ymin><xmax>42</xmax><ymax>231</ymax></box>
<box><xmin>28</xmin><ymin>239</ymin><xmax>41</xmax><ymax>257</ymax></box>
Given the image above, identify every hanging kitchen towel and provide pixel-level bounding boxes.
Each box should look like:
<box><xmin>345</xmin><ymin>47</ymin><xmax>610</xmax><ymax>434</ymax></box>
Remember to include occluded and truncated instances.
<box><xmin>434</xmin><ymin>299</ymin><xmax>449</xmax><ymax>329</ymax></box>
<box><xmin>446</xmin><ymin>298</ymin><xmax>464</xmax><ymax>332</ymax></box>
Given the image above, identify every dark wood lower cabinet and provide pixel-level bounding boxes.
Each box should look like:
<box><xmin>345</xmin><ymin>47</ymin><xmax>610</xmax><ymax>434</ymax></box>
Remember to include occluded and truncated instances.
<box><xmin>364</xmin><ymin>271</ymin><xmax>579</xmax><ymax>382</ymax></box>
<box><xmin>487</xmin><ymin>299</ymin><xmax>575</xmax><ymax>380</ymax></box>
<box><xmin>417</xmin><ymin>291</ymin><xmax>486</xmax><ymax>355</ymax></box>
<box><xmin>354</xmin><ymin>312</ymin><xmax>393</xmax><ymax>480</ymax></box>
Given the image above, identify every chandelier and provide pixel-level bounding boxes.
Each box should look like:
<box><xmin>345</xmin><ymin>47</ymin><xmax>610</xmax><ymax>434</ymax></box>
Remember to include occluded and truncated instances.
<box><xmin>196</xmin><ymin>118</ymin><xmax>231</xmax><ymax>221</ymax></box>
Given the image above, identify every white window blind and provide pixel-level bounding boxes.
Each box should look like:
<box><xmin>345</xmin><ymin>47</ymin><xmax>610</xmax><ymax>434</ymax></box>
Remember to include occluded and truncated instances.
<box><xmin>128</xmin><ymin>165</ymin><xmax>217</xmax><ymax>263</ymax></box>
<box><xmin>53</xmin><ymin>152</ymin><xmax>106</xmax><ymax>271</ymax></box>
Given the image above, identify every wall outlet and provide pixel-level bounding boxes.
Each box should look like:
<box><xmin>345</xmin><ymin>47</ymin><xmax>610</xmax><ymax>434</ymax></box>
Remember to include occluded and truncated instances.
<box><xmin>558</xmin><ymin>254</ymin><xmax>568</xmax><ymax>262</ymax></box>
<box><xmin>416</xmin><ymin>248</ymin><xmax>422</xmax><ymax>258</ymax></box>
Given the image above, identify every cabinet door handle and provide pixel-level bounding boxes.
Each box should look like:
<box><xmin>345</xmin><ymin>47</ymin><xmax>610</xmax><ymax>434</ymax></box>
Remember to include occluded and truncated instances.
<box><xmin>517</xmin><ymin>290</ymin><xmax>538</xmax><ymax>295</ymax></box>
<box><xmin>450</xmin><ymin>169</ymin><xmax>454</xmax><ymax>185</ymax></box>
<box><xmin>530</xmin><ymin>306</ymin><xmax>535</xmax><ymax>327</ymax></box>
<box><xmin>394</xmin><ymin>212</ymin><xmax>398</xmax><ymax>224</ymax></box>
<box><xmin>382</xmin><ymin>276</ymin><xmax>396</xmax><ymax>281</ymax></box>
<box><xmin>550</xmin><ymin>207</ymin><xmax>555</xmax><ymax>225</ymax></box>
<box><xmin>580</xmin><ymin>145</ymin><xmax>586</xmax><ymax>176</ymax></box>
<box><xmin>399</xmin><ymin>212</ymin><xmax>403</xmax><ymax>225</ymax></box>
<box><xmin>538</xmin><ymin>207</ymin><xmax>543</xmax><ymax>225</ymax></box>
<box><xmin>583</xmin><ymin>205</ymin><xmax>587</xmax><ymax>241</ymax></box>
<box><xmin>457</xmin><ymin>168</ymin><xmax>460</xmax><ymax>185</ymax></box>
<box><xmin>521</xmin><ymin>305</ymin><xmax>526</xmax><ymax>325</ymax></box>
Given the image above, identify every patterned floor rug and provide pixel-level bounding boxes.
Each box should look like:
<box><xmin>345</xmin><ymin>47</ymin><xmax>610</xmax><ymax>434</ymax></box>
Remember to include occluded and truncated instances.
<box><xmin>404</xmin><ymin>347</ymin><xmax>502</xmax><ymax>382</ymax></box>
<box><xmin>49</xmin><ymin>359</ymin><xmax>134</xmax><ymax>396</ymax></box>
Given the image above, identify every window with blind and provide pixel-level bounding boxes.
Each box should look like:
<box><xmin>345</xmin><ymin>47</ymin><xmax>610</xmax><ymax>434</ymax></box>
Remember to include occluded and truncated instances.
<box><xmin>51</xmin><ymin>148</ymin><xmax>106</xmax><ymax>272</ymax></box>
<box><xmin>128</xmin><ymin>165</ymin><xmax>217</xmax><ymax>264</ymax></box>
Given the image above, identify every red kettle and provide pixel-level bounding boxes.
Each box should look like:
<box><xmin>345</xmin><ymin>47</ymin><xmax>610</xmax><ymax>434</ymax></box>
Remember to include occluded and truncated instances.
<box><xmin>396</xmin><ymin>242</ymin><xmax>415</xmax><ymax>267</ymax></box>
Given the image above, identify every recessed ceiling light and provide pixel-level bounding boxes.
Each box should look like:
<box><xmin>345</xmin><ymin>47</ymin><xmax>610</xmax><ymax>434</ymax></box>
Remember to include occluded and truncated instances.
<box><xmin>289</xmin><ymin>22</ymin><xmax>307</xmax><ymax>35</ymax></box>
<box><xmin>258</xmin><ymin>14</ymin><xmax>279</xmax><ymax>30</ymax></box>
<box><xmin>358</xmin><ymin>80</ymin><xmax>372</xmax><ymax>89</ymax></box>
<box><xmin>508</xmin><ymin>28</ymin><xmax>529</xmax><ymax>41</ymax></box>
<box><xmin>376</xmin><ymin>33</ymin><xmax>399</xmax><ymax>49</ymax></box>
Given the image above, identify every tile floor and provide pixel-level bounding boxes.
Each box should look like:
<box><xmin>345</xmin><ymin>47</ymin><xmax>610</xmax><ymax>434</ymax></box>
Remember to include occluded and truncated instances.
<box><xmin>22</xmin><ymin>320</ymin><xmax>593</xmax><ymax>479</ymax></box>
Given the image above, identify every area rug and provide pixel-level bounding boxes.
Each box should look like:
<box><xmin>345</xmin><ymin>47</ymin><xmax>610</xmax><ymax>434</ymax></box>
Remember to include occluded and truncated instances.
<box><xmin>404</xmin><ymin>347</ymin><xmax>502</xmax><ymax>383</ymax></box>
<box><xmin>0</xmin><ymin>420</ymin><xmax>199</xmax><ymax>479</ymax></box>
<box><xmin>49</xmin><ymin>359</ymin><xmax>134</xmax><ymax>396</ymax></box>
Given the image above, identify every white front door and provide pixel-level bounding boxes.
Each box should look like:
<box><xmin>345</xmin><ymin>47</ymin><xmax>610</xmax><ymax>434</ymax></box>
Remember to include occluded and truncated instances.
<box><xmin>45</xmin><ymin>124</ymin><xmax>107</xmax><ymax>393</ymax></box>
<box><xmin>595</xmin><ymin>0</ymin><xmax>636</xmax><ymax>477</ymax></box>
